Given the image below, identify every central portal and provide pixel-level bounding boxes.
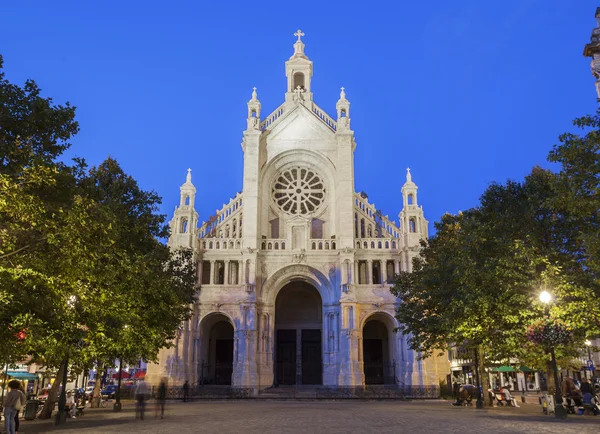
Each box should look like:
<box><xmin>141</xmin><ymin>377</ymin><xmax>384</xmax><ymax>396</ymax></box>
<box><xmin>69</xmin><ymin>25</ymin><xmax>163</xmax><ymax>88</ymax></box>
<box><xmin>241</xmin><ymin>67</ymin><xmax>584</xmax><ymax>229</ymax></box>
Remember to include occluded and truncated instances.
<box><xmin>274</xmin><ymin>281</ymin><xmax>322</xmax><ymax>385</ymax></box>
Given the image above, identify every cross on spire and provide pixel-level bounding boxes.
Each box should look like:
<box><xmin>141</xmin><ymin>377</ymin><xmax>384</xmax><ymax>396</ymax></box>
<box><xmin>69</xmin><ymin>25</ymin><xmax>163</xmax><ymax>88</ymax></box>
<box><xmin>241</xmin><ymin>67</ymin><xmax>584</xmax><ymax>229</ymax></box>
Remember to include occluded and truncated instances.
<box><xmin>294</xmin><ymin>29</ymin><xmax>305</xmax><ymax>42</ymax></box>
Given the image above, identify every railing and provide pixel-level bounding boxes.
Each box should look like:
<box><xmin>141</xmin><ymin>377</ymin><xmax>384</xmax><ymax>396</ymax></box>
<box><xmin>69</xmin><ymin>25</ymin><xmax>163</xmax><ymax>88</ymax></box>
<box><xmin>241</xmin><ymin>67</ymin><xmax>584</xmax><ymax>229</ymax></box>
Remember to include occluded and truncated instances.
<box><xmin>309</xmin><ymin>239</ymin><xmax>337</xmax><ymax>250</ymax></box>
<box><xmin>364</xmin><ymin>361</ymin><xmax>397</xmax><ymax>385</ymax></box>
<box><xmin>201</xmin><ymin>238</ymin><xmax>243</xmax><ymax>250</ymax></box>
<box><xmin>355</xmin><ymin>238</ymin><xmax>398</xmax><ymax>250</ymax></box>
<box><xmin>312</xmin><ymin>105</ymin><xmax>337</xmax><ymax>131</ymax></box>
<box><xmin>260</xmin><ymin>239</ymin><xmax>287</xmax><ymax>251</ymax></box>
<box><xmin>260</xmin><ymin>104</ymin><xmax>285</xmax><ymax>131</ymax></box>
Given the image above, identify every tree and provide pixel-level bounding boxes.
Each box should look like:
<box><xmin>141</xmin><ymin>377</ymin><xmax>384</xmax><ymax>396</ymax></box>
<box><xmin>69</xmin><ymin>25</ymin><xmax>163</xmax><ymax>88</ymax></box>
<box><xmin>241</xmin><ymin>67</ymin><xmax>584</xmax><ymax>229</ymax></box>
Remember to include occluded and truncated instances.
<box><xmin>0</xmin><ymin>56</ymin><xmax>196</xmax><ymax>416</ymax></box>
<box><xmin>391</xmin><ymin>164</ymin><xmax>598</xmax><ymax>404</ymax></box>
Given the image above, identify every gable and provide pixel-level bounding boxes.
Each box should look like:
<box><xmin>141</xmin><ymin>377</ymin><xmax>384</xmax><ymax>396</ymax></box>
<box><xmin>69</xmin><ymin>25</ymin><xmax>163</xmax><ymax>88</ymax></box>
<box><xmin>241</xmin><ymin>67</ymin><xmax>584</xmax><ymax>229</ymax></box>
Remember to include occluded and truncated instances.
<box><xmin>264</xmin><ymin>104</ymin><xmax>337</xmax><ymax>162</ymax></box>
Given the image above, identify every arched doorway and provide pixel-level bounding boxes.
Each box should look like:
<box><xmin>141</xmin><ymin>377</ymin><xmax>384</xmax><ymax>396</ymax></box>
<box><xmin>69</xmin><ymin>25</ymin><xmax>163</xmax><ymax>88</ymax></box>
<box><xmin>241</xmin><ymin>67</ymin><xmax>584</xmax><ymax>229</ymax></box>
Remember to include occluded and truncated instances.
<box><xmin>199</xmin><ymin>314</ymin><xmax>234</xmax><ymax>385</ymax></box>
<box><xmin>275</xmin><ymin>281</ymin><xmax>322</xmax><ymax>385</ymax></box>
<box><xmin>362</xmin><ymin>317</ymin><xmax>393</xmax><ymax>385</ymax></box>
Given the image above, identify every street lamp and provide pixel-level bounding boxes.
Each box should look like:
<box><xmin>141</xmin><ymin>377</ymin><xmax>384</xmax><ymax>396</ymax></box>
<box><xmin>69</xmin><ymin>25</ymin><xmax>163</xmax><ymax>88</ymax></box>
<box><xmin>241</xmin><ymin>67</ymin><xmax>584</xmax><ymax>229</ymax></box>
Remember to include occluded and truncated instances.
<box><xmin>539</xmin><ymin>291</ymin><xmax>567</xmax><ymax>419</ymax></box>
<box><xmin>585</xmin><ymin>339</ymin><xmax>595</xmax><ymax>392</ymax></box>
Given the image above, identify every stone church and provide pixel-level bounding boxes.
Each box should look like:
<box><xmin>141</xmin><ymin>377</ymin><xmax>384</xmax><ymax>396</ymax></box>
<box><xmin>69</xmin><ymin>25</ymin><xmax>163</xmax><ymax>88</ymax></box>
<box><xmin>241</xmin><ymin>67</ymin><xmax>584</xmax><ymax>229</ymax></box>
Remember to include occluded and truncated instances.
<box><xmin>147</xmin><ymin>31</ymin><xmax>447</xmax><ymax>397</ymax></box>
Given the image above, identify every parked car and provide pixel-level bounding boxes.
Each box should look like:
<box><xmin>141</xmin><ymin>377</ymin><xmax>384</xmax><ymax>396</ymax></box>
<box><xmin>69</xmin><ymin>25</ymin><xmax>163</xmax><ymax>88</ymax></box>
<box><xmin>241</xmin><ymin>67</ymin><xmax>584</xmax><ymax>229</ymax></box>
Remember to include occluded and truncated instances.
<box><xmin>101</xmin><ymin>384</ymin><xmax>118</xmax><ymax>399</ymax></box>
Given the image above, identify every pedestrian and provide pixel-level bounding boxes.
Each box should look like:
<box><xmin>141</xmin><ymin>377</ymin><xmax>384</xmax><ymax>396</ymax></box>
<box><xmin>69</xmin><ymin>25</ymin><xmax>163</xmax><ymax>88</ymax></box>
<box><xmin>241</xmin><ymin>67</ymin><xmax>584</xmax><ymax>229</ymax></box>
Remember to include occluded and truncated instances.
<box><xmin>3</xmin><ymin>379</ymin><xmax>26</xmax><ymax>434</ymax></box>
<box><xmin>452</xmin><ymin>380</ymin><xmax>460</xmax><ymax>401</ymax></box>
<box><xmin>182</xmin><ymin>380</ymin><xmax>190</xmax><ymax>403</ymax></box>
<box><xmin>66</xmin><ymin>391</ymin><xmax>76</xmax><ymax>418</ymax></box>
<box><xmin>134</xmin><ymin>380</ymin><xmax>148</xmax><ymax>420</ymax></box>
<box><xmin>155</xmin><ymin>379</ymin><xmax>167</xmax><ymax>419</ymax></box>
<box><xmin>13</xmin><ymin>381</ymin><xmax>26</xmax><ymax>434</ymax></box>
<box><xmin>580</xmin><ymin>377</ymin><xmax>593</xmax><ymax>395</ymax></box>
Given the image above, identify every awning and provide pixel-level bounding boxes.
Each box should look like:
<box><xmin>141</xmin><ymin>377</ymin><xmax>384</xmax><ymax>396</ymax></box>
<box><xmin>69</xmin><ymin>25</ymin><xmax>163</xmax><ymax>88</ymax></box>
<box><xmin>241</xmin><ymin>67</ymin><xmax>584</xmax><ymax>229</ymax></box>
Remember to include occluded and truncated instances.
<box><xmin>519</xmin><ymin>365</ymin><xmax>534</xmax><ymax>372</ymax></box>
<box><xmin>134</xmin><ymin>371</ymin><xmax>146</xmax><ymax>379</ymax></box>
<box><xmin>6</xmin><ymin>371</ymin><xmax>38</xmax><ymax>380</ymax></box>
<box><xmin>489</xmin><ymin>366</ymin><xmax>516</xmax><ymax>372</ymax></box>
<box><xmin>112</xmin><ymin>371</ymin><xmax>131</xmax><ymax>379</ymax></box>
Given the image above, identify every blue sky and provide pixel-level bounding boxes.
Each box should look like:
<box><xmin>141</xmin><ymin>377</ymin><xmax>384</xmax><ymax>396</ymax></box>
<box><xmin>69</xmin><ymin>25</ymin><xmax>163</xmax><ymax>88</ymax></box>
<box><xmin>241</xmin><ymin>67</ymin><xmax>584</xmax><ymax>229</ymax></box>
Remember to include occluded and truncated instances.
<box><xmin>1</xmin><ymin>1</ymin><xmax>598</xmax><ymax>232</ymax></box>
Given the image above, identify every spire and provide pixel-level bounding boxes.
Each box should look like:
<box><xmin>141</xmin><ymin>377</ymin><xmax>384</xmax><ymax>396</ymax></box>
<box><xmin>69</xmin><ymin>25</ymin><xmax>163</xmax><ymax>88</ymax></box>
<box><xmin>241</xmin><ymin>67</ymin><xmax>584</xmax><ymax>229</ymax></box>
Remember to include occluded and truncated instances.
<box><xmin>406</xmin><ymin>168</ymin><xmax>412</xmax><ymax>184</ymax></box>
<box><xmin>247</xmin><ymin>87</ymin><xmax>261</xmax><ymax>130</ymax></box>
<box><xmin>336</xmin><ymin>86</ymin><xmax>351</xmax><ymax>129</ymax></box>
<box><xmin>186</xmin><ymin>168</ymin><xmax>192</xmax><ymax>184</ymax></box>
<box><xmin>402</xmin><ymin>168</ymin><xmax>418</xmax><ymax>206</ymax></box>
<box><xmin>285</xmin><ymin>30</ymin><xmax>313</xmax><ymax>102</ymax></box>
<box><xmin>291</xmin><ymin>29</ymin><xmax>308</xmax><ymax>60</ymax></box>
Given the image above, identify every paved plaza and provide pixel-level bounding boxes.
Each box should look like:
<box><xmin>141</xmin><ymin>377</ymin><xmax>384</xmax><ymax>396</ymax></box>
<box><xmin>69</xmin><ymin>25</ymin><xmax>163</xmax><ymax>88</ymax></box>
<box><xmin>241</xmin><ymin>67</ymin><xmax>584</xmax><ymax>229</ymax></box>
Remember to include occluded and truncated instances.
<box><xmin>17</xmin><ymin>400</ymin><xmax>600</xmax><ymax>434</ymax></box>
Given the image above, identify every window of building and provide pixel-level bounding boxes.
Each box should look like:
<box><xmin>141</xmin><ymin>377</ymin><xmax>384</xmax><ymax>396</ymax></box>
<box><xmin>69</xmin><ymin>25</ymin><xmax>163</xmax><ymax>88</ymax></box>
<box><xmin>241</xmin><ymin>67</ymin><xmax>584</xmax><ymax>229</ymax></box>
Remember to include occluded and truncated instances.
<box><xmin>372</xmin><ymin>261</ymin><xmax>381</xmax><ymax>284</ymax></box>
<box><xmin>201</xmin><ymin>261</ymin><xmax>211</xmax><ymax>285</ymax></box>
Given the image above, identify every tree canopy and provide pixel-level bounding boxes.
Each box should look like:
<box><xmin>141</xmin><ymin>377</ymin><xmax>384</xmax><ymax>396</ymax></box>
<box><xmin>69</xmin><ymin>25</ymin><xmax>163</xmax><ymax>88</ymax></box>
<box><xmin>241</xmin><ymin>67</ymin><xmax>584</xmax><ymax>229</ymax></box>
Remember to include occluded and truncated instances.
<box><xmin>391</xmin><ymin>111</ymin><xmax>600</xmax><ymax>372</ymax></box>
<box><xmin>0</xmin><ymin>54</ymin><xmax>196</xmax><ymax>383</ymax></box>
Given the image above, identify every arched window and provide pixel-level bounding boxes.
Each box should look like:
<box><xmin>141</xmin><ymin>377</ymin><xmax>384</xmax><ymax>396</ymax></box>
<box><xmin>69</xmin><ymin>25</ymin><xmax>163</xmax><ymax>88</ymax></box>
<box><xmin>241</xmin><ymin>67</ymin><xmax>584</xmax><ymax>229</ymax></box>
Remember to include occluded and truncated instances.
<box><xmin>274</xmin><ymin>242</ymin><xmax>279</xmax><ymax>250</ymax></box>
<box><xmin>225</xmin><ymin>225</ymin><xmax>230</xmax><ymax>238</ymax></box>
<box><xmin>354</xmin><ymin>213</ymin><xmax>359</xmax><ymax>238</ymax></box>
<box><xmin>385</xmin><ymin>241</ymin><xmax>389</xmax><ymax>249</ymax></box>
<box><xmin>392</xmin><ymin>241</ymin><xmax>397</xmax><ymax>249</ymax></box>
<box><xmin>181</xmin><ymin>218</ymin><xmax>188</xmax><ymax>233</ymax></box>
<box><xmin>408</xmin><ymin>194</ymin><xmax>414</xmax><ymax>205</ymax></box>
<box><xmin>371</xmin><ymin>241</ymin><xmax>375</xmax><ymax>249</ymax></box>
<box><xmin>364</xmin><ymin>242</ymin><xmax>368</xmax><ymax>249</ymax></box>
<box><xmin>216</xmin><ymin>242</ymin><xmax>220</xmax><ymax>249</ymax></box>
<box><xmin>293</xmin><ymin>72</ymin><xmax>305</xmax><ymax>90</ymax></box>
<box><xmin>267</xmin><ymin>242</ymin><xmax>272</xmax><ymax>250</ymax></box>
<box><xmin>368</xmin><ymin>225</ymin><xmax>372</xmax><ymax>238</ymax></box>
<box><xmin>202</xmin><ymin>241</ymin><xmax>206</xmax><ymax>249</ymax></box>
<box><xmin>356</xmin><ymin>242</ymin><xmax>361</xmax><ymax>248</ymax></box>
<box><xmin>318</xmin><ymin>242</ymin><xmax>323</xmax><ymax>250</ymax></box>
<box><xmin>281</xmin><ymin>241</ymin><xmax>286</xmax><ymax>250</ymax></box>
<box><xmin>325</xmin><ymin>242</ymin><xmax>329</xmax><ymax>250</ymax></box>
<box><xmin>409</xmin><ymin>218</ymin><xmax>417</xmax><ymax>233</ymax></box>
<box><xmin>261</xmin><ymin>242</ymin><xmax>266</xmax><ymax>250</ymax></box>
<box><xmin>378</xmin><ymin>241</ymin><xmax>382</xmax><ymax>249</ymax></box>
<box><xmin>312</xmin><ymin>242</ymin><xmax>316</xmax><ymax>250</ymax></box>
<box><xmin>360</xmin><ymin>219</ymin><xmax>365</xmax><ymax>238</ymax></box>
<box><xmin>340</xmin><ymin>109</ymin><xmax>347</xmax><ymax>118</ymax></box>
<box><xmin>331</xmin><ymin>241</ymin><xmax>336</xmax><ymax>249</ymax></box>
<box><xmin>185</xmin><ymin>196</ymin><xmax>190</xmax><ymax>206</ymax></box>
<box><xmin>251</xmin><ymin>109</ymin><xmax>257</xmax><ymax>118</ymax></box>
<box><xmin>209</xmin><ymin>241</ymin><xmax>213</xmax><ymax>249</ymax></box>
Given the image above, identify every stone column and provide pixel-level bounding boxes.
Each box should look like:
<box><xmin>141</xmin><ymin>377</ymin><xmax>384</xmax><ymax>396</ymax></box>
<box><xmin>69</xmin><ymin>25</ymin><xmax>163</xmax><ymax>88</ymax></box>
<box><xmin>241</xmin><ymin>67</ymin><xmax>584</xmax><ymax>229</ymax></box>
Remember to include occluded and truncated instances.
<box><xmin>366</xmin><ymin>259</ymin><xmax>373</xmax><ymax>284</ymax></box>
<box><xmin>382</xmin><ymin>260</ymin><xmax>388</xmax><ymax>284</ymax></box>
<box><xmin>209</xmin><ymin>260</ymin><xmax>215</xmax><ymax>285</ymax></box>
<box><xmin>224</xmin><ymin>260</ymin><xmax>230</xmax><ymax>285</ymax></box>
<box><xmin>394</xmin><ymin>259</ymin><xmax>400</xmax><ymax>274</ymax></box>
<box><xmin>241</xmin><ymin>260</ymin><xmax>246</xmax><ymax>284</ymax></box>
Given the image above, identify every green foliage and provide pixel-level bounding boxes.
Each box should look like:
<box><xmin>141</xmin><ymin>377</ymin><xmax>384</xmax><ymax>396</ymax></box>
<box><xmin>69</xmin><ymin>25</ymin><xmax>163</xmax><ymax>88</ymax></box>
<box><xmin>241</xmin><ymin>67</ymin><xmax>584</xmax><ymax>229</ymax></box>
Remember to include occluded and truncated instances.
<box><xmin>0</xmin><ymin>55</ymin><xmax>196</xmax><ymax>378</ymax></box>
<box><xmin>391</xmin><ymin>111</ymin><xmax>600</xmax><ymax>368</ymax></box>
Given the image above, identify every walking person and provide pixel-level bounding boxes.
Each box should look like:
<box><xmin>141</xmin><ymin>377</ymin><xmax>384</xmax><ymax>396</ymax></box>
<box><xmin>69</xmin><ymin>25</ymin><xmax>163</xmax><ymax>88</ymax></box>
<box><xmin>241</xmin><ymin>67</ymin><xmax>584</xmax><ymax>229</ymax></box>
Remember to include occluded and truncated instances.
<box><xmin>182</xmin><ymin>380</ymin><xmax>190</xmax><ymax>403</ymax></box>
<box><xmin>4</xmin><ymin>380</ymin><xmax>26</xmax><ymax>434</ymax></box>
<box><xmin>134</xmin><ymin>380</ymin><xmax>148</xmax><ymax>420</ymax></box>
<box><xmin>155</xmin><ymin>379</ymin><xmax>167</xmax><ymax>419</ymax></box>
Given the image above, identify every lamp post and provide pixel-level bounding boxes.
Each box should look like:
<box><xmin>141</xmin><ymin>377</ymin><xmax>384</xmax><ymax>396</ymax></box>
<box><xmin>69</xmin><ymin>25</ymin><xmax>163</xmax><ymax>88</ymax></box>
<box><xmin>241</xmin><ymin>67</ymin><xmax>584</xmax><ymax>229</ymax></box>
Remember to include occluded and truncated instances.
<box><xmin>114</xmin><ymin>359</ymin><xmax>123</xmax><ymax>412</ymax></box>
<box><xmin>539</xmin><ymin>290</ymin><xmax>567</xmax><ymax>419</ymax></box>
<box><xmin>585</xmin><ymin>339</ymin><xmax>595</xmax><ymax>392</ymax></box>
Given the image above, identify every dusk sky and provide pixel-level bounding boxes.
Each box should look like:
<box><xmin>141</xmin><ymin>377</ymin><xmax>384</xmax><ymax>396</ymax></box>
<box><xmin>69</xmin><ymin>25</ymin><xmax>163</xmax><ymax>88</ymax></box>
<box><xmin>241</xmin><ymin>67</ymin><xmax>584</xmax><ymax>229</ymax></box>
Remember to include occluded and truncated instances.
<box><xmin>2</xmin><ymin>1</ymin><xmax>598</xmax><ymax>232</ymax></box>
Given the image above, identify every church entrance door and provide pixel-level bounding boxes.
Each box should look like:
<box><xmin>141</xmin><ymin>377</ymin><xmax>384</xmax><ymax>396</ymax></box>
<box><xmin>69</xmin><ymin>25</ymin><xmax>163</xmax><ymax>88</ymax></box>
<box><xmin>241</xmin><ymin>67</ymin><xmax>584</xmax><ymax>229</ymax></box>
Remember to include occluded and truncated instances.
<box><xmin>199</xmin><ymin>314</ymin><xmax>234</xmax><ymax>386</ymax></box>
<box><xmin>362</xmin><ymin>319</ymin><xmax>393</xmax><ymax>385</ymax></box>
<box><xmin>274</xmin><ymin>281</ymin><xmax>322</xmax><ymax>386</ymax></box>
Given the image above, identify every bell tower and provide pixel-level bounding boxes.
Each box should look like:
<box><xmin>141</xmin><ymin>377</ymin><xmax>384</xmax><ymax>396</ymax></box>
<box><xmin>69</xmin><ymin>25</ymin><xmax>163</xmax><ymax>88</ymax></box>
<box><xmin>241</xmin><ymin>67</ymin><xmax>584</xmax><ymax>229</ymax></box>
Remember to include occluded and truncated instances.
<box><xmin>168</xmin><ymin>168</ymin><xmax>199</xmax><ymax>249</ymax></box>
<box><xmin>285</xmin><ymin>29</ymin><xmax>313</xmax><ymax>103</ymax></box>
<box><xmin>399</xmin><ymin>168</ymin><xmax>428</xmax><ymax>271</ymax></box>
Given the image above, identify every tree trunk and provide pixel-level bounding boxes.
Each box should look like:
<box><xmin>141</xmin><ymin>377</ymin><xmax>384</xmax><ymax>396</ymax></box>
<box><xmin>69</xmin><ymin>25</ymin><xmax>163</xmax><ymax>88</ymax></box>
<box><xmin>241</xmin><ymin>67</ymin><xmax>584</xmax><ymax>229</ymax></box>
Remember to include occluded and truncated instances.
<box><xmin>477</xmin><ymin>347</ymin><xmax>493</xmax><ymax>406</ymax></box>
<box><xmin>91</xmin><ymin>367</ymin><xmax>104</xmax><ymax>408</ymax></box>
<box><xmin>38</xmin><ymin>363</ymin><xmax>65</xmax><ymax>419</ymax></box>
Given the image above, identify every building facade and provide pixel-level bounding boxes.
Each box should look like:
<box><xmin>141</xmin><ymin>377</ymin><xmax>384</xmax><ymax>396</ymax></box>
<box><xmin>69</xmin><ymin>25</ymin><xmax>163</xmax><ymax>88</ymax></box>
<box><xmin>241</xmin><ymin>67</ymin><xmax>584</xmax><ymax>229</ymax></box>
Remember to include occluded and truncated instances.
<box><xmin>146</xmin><ymin>32</ymin><xmax>448</xmax><ymax>395</ymax></box>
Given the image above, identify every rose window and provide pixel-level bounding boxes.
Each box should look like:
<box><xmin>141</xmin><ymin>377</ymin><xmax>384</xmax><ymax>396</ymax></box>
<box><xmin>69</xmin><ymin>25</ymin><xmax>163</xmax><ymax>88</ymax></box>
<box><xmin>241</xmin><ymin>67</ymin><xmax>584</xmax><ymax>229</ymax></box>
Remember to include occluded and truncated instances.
<box><xmin>272</xmin><ymin>167</ymin><xmax>326</xmax><ymax>215</ymax></box>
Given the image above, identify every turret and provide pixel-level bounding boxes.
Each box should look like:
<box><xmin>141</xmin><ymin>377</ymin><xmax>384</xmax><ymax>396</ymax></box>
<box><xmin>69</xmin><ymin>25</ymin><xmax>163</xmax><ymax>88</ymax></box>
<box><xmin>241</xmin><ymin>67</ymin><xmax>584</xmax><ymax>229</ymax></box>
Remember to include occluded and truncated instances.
<box><xmin>247</xmin><ymin>87</ymin><xmax>261</xmax><ymax>130</ymax></box>
<box><xmin>168</xmin><ymin>168</ymin><xmax>199</xmax><ymax>249</ymax></box>
<box><xmin>285</xmin><ymin>29</ymin><xmax>313</xmax><ymax>103</ymax></box>
<box><xmin>336</xmin><ymin>87</ymin><xmax>351</xmax><ymax>130</ymax></box>
<box><xmin>399</xmin><ymin>169</ymin><xmax>428</xmax><ymax>270</ymax></box>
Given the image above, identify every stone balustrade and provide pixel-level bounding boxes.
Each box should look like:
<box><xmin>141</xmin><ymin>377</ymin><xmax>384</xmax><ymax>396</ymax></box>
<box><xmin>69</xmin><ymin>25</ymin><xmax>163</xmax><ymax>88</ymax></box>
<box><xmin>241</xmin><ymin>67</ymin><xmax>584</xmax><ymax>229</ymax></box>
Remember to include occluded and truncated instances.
<box><xmin>260</xmin><ymin>239</ymin><xmax>287</xmax><ymax>251</ymax></box>
<box><xmin>312</xmin><ymin>105</ymin><xmax>337</xmax><ymax>131</ymax></box>
<box><xmin>260</xmin><ymin>104</ymin><xmax>285</xmax><ymax>130</ymax></box>
<box><xmin>201</xmin><ymin>238</ymin><xmax>243</xmax><ymax>250</ymax></box>
<box><xmin>355</xmin><ymin>238</ymin><xmax>399</xmax><ymax>250</ymax></box>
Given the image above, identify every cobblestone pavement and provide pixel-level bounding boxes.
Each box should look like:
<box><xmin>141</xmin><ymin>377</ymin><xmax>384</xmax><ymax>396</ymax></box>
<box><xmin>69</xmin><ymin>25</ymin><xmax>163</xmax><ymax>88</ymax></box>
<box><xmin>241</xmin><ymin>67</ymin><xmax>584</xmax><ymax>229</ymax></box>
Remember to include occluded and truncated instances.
<box><xmin>17</xmin><ymin>400</ymin><xmax>600</xmax><ymax>434</ymax></box>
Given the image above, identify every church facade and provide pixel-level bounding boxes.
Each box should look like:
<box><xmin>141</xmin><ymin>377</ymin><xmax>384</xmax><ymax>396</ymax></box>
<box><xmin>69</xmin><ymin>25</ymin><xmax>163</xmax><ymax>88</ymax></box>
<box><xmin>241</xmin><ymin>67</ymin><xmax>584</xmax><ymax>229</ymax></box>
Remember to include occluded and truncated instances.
<box><xmin>146</xmin><ymin>31</ymin><xmax>447</xmax><ymax>396</ymax></box>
